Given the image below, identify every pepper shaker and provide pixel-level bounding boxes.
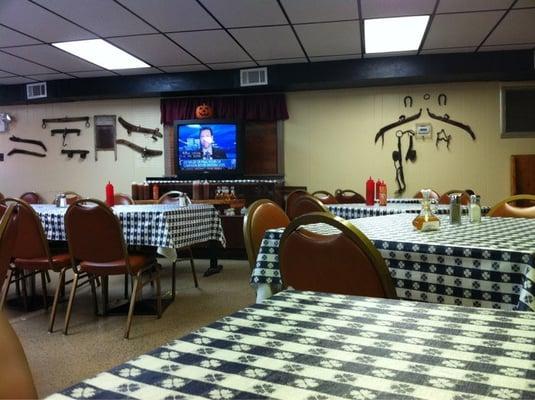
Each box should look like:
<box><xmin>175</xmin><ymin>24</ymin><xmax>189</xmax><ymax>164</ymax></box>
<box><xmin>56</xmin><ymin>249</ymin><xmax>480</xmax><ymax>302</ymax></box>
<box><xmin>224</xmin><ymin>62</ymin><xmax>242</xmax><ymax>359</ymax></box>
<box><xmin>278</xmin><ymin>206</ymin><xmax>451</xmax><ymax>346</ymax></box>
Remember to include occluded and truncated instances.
<box><xmin>449</xmin><ymin>194</ymin><xmax>461</xmax><ymax>224</ymax></box>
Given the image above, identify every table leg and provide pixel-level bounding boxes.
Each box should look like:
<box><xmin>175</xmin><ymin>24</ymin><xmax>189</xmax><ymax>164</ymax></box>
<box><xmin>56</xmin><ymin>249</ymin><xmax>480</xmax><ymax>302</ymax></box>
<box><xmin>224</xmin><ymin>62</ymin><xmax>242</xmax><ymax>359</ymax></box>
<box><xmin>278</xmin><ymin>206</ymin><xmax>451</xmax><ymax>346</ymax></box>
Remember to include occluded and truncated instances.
<box><xmin>203</xmin><ymin>240</ymin><xmax>223</xmax><ymax>277</ymax></box>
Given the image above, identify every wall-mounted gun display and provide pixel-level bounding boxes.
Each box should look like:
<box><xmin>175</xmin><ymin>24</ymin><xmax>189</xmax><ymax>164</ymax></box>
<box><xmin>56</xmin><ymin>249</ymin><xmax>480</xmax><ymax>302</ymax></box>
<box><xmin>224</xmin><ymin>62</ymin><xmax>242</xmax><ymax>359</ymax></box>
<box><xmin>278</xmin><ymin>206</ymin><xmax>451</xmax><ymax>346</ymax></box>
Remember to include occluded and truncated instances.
<box><xmin>42</xmin><ymin>116</ymin><xmax>90</xmax><ymax>129</ymax></box>
<box><xmin>9</xmin><ymin>135</ymin><xmax>47</xmax><ymax>152</ymax></box>
<box><xmin>118</xmin><ymin>117</ymin><xmax>162</xmax><ymax>141</ymax></box>
<box><xmin>8</xmin><ymin>148</ymin><xmax>46</xmax><ymax>157</ymax></box>
<box><xmin>116</xmin><ymin>139</ymin><xmax>162</xmax><ymax>159</ymax></box>
<box><xmin>435</xmin><ymin>129</ymin><xmax>452</xmax><ymax>149</ymax></box>
<box><xmin>427</xmin><ymin>108</ymin><xmax>475</xmax><ymax>140</ymax></box>
<box><xmin>51</xmin><ymin>128</ymin><xmax>81</xmax><ymax>147</ymax></box>
<box><xmin>61</xmin><ymin>149</ymin><xmax>90</xmax><ymax>159</ymax></box>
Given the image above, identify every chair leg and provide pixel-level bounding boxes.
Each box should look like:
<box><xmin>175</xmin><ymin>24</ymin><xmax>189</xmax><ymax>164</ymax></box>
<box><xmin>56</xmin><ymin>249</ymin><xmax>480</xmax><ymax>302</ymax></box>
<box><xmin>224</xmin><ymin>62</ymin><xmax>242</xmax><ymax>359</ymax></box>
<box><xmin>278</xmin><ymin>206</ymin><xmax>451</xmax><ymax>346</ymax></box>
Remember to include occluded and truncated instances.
<box><xmin>188</xmin><ymin>247</ymin><xmax>198</xmax><ymax>288</ymax></box>
<box><xmin>123</xmin><ymin>274</ymin><xmax>128</xmax><ymax>299</ymax></box>
<box><xmin>63</xmin><ymin>273</ymin><xmax>80</xmax><ymax>335</ymax></box>
<box><xmin>40</xmin><ymin>271</ymin><xmax>49</xmax><ymax>310</ymax></box>
<box><xmin>88</xmin><ymin>275</ymin><xmax>99</xmax><ymax>315</ymax></box>
<box><xmin>0</xmin><ymin>268</ymin><xmax>13</xmax><ymax>310</ymax></box>
<box><xmin>101</xmin><ymin>276</ymin><xmax>109</xmax><ymax>315</ymax></box>
<box><xmin>15</xmin><ymin>269</ymin><xmax>20</xmax><ymax>297</ymax></box>
<box><xmin>48</xmin><ymin>268</ymin><xmax>66</xmax><ymax>333</ymax></box>
<box><xmin>45</xmin><ymin>271</ymin><xmax>51</xmax><ymax>283</ymax></box>
<box><xmin>155</xmin><ymin>266</ymin><xmax>162</xmax><ymax>319</ymax></box>
<box><xmin>20</xmin><ymin>271</ymin><xmax>29</xmax><ymax>311</ymax></box>
<box><xmin>124</xmin><ymin>274</ymin><xmax>141</xmax><ymax>339</ymax></box>
<box><xmin>171</xmin><ymin>261</ymin><xmax>176</xmax><ymax>300</ymax></box>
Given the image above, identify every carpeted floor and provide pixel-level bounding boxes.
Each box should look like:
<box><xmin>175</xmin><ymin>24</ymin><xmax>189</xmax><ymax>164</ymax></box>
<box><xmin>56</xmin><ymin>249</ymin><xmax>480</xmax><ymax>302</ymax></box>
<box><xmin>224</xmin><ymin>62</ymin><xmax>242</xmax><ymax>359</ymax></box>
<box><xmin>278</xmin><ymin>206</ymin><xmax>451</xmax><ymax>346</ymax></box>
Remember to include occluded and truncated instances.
<box><xmin>5</xmin><ymin>258</ymin><xmax>255</xmax><ymax>398</ymax></box>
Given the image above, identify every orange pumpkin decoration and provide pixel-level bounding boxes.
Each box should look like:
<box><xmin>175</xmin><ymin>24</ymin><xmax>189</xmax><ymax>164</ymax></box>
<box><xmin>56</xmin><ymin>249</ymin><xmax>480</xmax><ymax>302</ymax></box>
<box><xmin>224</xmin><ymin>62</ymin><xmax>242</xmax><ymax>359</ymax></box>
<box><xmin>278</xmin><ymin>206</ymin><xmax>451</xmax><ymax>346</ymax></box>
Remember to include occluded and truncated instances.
<box><xmin>195</xmin><ymin>103</ymin><xmax>213</xmax><ymax>119</ymax></box>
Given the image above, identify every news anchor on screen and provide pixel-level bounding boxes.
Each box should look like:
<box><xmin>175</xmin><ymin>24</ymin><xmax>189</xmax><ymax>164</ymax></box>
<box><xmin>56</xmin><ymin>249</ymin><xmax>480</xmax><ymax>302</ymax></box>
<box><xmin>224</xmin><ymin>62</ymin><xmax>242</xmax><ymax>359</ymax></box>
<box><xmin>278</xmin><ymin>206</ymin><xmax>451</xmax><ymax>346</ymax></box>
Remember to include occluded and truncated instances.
<box><xmin>198</xmin><ymin>127</ymin><xmax>227</xmax><ymax>159</ymax></box>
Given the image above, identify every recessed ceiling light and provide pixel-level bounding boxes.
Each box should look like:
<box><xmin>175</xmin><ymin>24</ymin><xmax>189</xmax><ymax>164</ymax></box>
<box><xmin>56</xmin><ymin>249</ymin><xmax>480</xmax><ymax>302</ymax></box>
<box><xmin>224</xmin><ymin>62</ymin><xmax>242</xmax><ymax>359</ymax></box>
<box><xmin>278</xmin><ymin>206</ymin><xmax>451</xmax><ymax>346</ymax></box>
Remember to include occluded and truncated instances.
<box><xmin>53</xmin><ymin>39</ymin><xmax>149</xmax><ymax>70</ymax></box>
<box><xmin>364</xmin><ymin>16</ymin><xmax>430</xmax><ymax>54</ymax></box>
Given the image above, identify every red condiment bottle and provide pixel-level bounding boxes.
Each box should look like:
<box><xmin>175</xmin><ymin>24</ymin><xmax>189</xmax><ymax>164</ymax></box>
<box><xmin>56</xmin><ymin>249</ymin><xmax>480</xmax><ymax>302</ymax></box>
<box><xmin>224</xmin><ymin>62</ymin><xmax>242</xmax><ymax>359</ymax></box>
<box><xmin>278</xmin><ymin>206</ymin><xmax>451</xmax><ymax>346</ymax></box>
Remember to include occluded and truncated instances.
<box><xmin>152</xmin><ymin>183</ymin><xmax>159</xmax><ymax>200</ymax></box>
<box><xmin>379</xmin><ymin>181</ymin><xmax>388</xmax><ymax>206</ymax></box>
<box><xmin>375</xmin><ymin>179</ymin><xmax>381</xmax><ymax>202</ymax></box>
<box><xmin>105</xmin><ymin>181</ymin><xmax>114</xmax><ymax>206</ymax></box>
<box><xmin>366</xmin><ymin>176</ymin><xmax>375</xmax><ymax>205</ymax></box>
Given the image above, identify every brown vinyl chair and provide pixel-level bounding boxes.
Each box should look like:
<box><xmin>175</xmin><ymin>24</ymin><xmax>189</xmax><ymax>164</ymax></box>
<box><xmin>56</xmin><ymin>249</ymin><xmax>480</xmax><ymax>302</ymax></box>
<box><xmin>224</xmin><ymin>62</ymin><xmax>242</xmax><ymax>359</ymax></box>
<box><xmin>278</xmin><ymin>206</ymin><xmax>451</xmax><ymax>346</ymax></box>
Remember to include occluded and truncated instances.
<box><xmin>64</xmin><ymin>191</ymin><xmax>81</xmax><ymax>205</ymax></box>
<box><xmin>487</xmin><ymin>194</ymin><xmax>535</xmax><ymax>218</ymax></box>
<box><xmin>285</xmin><ymin>190</ymin><xmax>309</xmax><ymax>220</ymax></box>
<box><xmin>0</xmin><ymin>193</ymin><xmax>4</xmax><ymax>201</ymax></box>
<box><xmin>243</xmin><ymin>199</ymin><xmax>290</xmax><ymax>272</ymax></box>
<box><xmin>287</xmin><ymin>194</ymin><xmax>330</xmax><ymax>220</ymax></box>
<box><xmin>157</xmin><ymin>191</ymin><xmax>198</xmax><ymax>292</ymax></box>
<box><xmin>0</xmin><ymin>199</ymin><xmax>72</xmax><ymax>333</ymax></box>
<box><xmin>438</xmin><ymin>190</ymin><xmax>470</xmax><ymax>205</ymax></box>
<box><xmin>311</xmin><ymin>190</ymin><xmax>338</xmax><ymax>204</ymax></box>
<box><xmin>19</xmin><ymin>192</ymin><xmax>44</xmax><ymax>205</ymax></box>
<box><xmin>279</xmin><ymin>212</ymin><xmax>397</xmax><ymax>298</ymax></box>
<box><xmin>114</xmin><ymin>193</ymin><xmax>134</xmax><ymax>205</ymax></box>
<box><xmin>64</xmin><ymin>199</ymin><xmax>162</xmax><ymax>339</ymax></box>
<box><xmin>0</xmin><ymin>205</ymin><xmax>18</xmax><ymax>288</ymax></box>
<box><xmin>0</xmin><ymin>312</ymin><xmax>37</xmax><ymax>399</ymax></box>
<box><xmin>335</xmin><ymin>189</ymin><xmax>366</xmax><ymax>204</ymax></box>
<box><xmin>413</xmin><ymin>189</ymin><xmax>440</xmax><ymax>200</ymax></box>
<box><xmin>158</xmin><ymin>191</ymin><xmax>184</xmax><ymax>204</ymax></box>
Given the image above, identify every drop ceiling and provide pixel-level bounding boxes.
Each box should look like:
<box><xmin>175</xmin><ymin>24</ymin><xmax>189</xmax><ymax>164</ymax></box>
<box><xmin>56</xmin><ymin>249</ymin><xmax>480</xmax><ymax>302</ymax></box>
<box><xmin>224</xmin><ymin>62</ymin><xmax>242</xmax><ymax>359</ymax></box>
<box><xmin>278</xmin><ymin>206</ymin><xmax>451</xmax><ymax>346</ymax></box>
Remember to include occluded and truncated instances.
<box><xmin>0</xmin><ymin>0</ymin><xmax>534</xmax><ymax>85</ymax></box>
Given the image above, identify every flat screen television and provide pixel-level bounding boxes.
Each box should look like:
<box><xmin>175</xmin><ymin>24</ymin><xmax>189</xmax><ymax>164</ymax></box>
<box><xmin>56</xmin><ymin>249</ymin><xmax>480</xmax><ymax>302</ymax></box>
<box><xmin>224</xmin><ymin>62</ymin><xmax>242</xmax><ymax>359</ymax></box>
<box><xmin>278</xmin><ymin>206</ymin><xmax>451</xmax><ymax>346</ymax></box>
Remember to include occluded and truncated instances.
<box><xmin>174</xmin><ymin>119</ymin><xmax>242</xmax><ymax>178</ymax></box>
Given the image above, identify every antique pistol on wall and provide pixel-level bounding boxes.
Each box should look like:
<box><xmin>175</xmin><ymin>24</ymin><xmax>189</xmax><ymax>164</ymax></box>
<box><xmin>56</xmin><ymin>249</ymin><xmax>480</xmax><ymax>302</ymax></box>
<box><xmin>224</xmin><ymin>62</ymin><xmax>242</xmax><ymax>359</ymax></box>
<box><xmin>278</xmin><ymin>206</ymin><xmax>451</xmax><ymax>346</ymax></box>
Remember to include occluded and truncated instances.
<box><xmin>51</xmin><ymin>128</ymin><xmax>81</xmax><ymax>146</ymax></box>
<box><xmin>61</xmin><ymin>149</ymin><xmax>89</xmax><ymax>159</ymax></box>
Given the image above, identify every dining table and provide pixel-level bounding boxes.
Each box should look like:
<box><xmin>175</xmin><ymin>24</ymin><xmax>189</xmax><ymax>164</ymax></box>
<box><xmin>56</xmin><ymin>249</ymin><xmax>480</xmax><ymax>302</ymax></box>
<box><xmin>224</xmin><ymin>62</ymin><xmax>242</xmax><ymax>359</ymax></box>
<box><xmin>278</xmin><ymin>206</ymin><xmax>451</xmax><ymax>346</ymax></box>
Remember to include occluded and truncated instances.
<box><xmin>47</xmin><ymin>289</ymin><xmax>535</xmax><ymax>400</ymax></box>
<box><xmin>327</xmin><ymin>203</ymin><xmax>490</xmax><ymax>219</ymax></box>
<box><xmin>251</xmin><ymin>214</ymin><xmax>535</xmax><ymax>311</ymax></box>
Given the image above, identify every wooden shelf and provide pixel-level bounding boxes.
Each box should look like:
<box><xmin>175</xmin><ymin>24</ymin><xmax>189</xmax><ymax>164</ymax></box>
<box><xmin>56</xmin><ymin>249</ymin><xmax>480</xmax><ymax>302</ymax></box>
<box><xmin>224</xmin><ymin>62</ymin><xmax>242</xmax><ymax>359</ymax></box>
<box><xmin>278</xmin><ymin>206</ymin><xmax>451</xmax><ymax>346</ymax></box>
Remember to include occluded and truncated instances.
<box><xmin>192</xmin><ymin>199</ymin><xmax>245</xmax><ymax>208</ymax></box>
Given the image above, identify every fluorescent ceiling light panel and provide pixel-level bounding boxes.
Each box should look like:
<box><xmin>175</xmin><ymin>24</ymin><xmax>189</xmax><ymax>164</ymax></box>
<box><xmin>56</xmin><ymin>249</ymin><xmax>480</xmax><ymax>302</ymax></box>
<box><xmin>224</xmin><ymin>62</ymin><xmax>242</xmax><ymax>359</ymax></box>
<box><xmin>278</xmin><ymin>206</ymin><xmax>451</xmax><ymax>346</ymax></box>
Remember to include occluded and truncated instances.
<box><xmin>53</xmin><ymin>39</ymin><xmax>148</xmax><ymax>70</ymax></box>
<box><xmin>364</xmin><ymin>16</ymin><xmax>429</xmax><ymax>54</ymax></box>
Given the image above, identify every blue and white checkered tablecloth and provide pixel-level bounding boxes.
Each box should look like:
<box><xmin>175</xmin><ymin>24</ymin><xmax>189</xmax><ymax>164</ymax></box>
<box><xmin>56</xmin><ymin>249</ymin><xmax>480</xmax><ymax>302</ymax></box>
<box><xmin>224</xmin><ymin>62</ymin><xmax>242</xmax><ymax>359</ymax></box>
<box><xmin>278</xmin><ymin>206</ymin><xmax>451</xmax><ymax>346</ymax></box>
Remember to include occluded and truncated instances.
<box><xmin>328</xmin><ymin>203</ymin><xmax>490</xmax><ymax>219</ymax></box>
<box><xmin>48</xmin><ymin>290</ymin><xmax>535</xmax><ymax>400</ymax></box>
<box><xmin>32</xmin><ymin>204</ymin><xmax>225</xmax><ymax>249</ymax></box>
<box><xmin>251</xmin><ymin>214</ymin><xmax>535</xmax><ymax>311</ymax></box>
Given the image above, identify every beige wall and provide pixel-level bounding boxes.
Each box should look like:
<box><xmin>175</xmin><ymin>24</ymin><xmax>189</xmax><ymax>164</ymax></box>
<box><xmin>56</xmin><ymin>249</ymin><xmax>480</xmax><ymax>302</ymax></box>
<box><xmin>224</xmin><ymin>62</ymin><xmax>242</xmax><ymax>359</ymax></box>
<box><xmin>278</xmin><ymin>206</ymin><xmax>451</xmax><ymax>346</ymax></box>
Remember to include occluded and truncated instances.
<box><xmin>284</xmin><ymin>82</ymin><xmax>535</xmax><ymax>205</ymax></box>
<box><xmin>0</xmin><ymin>98</ymin><xmax>163</xmax><ymax>202</ymax></box>
<box><xmin>1</xmin><ymin>81</ymin><xmax>534</xmax><ymax>205</ymax></box>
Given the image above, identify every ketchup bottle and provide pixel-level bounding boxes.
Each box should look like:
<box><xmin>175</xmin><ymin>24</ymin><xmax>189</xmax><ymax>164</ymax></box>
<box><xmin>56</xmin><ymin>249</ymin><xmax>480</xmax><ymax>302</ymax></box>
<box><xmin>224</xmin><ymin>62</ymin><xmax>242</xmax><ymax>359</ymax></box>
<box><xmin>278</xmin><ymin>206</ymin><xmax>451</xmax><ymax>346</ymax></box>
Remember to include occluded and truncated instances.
<box><xmin>379</xmin><ymin>181</ymin><xmax>388</xmax><ymax>206</ymax></box>
<box><xmin>152</xmin><ymin>183</ymin><xmax>159</xmax><ymax>200</ymax></box>
<box><xmin>105</xmin><ymin>181</ymin><xmax>115</xmax><ymax>206</ymax></box>
<box><xmin>366</xmin><ymin>177</ymin><xmax>375</xmax><ymax>205</ymax></box>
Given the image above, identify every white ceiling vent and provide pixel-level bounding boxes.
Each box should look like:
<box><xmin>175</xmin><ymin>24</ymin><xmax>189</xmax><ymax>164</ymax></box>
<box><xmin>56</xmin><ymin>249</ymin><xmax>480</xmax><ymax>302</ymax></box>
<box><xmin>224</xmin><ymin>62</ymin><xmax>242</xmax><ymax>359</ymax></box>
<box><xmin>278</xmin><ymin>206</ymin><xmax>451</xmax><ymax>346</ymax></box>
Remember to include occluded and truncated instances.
<box><xmin>240</xmin><ymin>67</ymin><xmax>268</xmax><ymax>87</ymax></box>
<box><xmin>26</xmin><ymin>82</ymin><xmax>47</xmax><ymax>100</ymax></box>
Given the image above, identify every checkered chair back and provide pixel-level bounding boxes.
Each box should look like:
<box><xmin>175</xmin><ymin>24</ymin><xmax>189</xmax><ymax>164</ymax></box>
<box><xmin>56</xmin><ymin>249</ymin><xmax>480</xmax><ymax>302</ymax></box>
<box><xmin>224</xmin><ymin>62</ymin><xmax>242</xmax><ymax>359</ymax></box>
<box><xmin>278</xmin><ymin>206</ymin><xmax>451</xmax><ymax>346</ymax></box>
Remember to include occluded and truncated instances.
<box><xmin>280</xmin><ymin>212</ymin><xmax>397</xmax><ymax>299</ymax></box>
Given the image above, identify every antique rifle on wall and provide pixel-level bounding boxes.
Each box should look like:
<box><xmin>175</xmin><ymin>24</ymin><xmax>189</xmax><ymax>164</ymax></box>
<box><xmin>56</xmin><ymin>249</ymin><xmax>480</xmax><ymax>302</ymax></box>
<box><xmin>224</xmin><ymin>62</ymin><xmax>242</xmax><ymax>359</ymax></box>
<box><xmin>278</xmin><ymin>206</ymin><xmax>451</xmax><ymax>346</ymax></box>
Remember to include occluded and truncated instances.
<box><xmin>42</xmin><ymin>116</ymin><xmax>90</xmax><ymax>129</ymax></box>
<box><xmin>61</xmin><ymin>149</ymin><xmax>90</xmax><ymax>159</ymax></box>
<box><xmin>374</xmin><ymin>109</ymin><xmax>422</xmax><ymax>145</ymax></box>
<box><xmin>426</xmin><ymin>108</ymin><xmax>475</xmax><ymax>140</ymax></box>
<box><xmin>118</xmin><ymin>117</ymin><xmax>162</xmax><ymax>141</ymax></box>
<box><xmin>8</xmin><ymin>148</ymin><xmax>46</xmax><ymax>157</ymax></box>
<box><xmin>9</xmin><ymin>135</ymin><xmax>47</xmax><ymax>152</ymax></box>
<box><xmin>116</xmin><ymin>139</ymin><xmax>162</xmax><ymax>159</ymax></box>
<box><xmin>51</xmin><ymin>128</ymin><xmax>81</xmax><ymax>147</ymax></box>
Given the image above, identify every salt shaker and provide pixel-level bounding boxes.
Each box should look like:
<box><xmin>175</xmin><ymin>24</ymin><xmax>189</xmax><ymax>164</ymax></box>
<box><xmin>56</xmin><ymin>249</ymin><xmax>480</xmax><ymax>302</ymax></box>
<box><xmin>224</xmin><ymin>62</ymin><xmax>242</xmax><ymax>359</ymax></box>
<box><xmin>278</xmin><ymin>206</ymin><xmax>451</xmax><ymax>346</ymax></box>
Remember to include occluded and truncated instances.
<box><xmin>469</xmin><ymin>194</ymin><xmax>481</xmax><ymax>223</ymax></box>
<box><xmin>449</xmin><ymin>194</ymin><xmax>461</xmax><ymax>224</ymax></box>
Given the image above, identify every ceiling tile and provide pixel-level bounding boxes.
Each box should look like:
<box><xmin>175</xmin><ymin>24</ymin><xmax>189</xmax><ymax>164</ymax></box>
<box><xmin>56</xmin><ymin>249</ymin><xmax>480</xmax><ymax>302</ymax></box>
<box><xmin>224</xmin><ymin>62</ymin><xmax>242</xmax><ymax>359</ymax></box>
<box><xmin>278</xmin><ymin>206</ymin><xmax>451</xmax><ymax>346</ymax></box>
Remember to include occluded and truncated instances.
<box><xmin>230</xmin><ymin>26</ymin><xmax>305</xmax><ymax>60</ymax></box>
<box><xmin>258</xmin><ymin>57</ymin><xmax>307</xmax><ymax>65</ymax></box>
<box><xmin>479</xmin><ymin>43</ymin><xmax>535</xmax><ymax>51</ymax></box>
<box><xmin>513</xmin><ymin>0</ymin><xmax>535</xmax><ymax>8</ymax></box>
<box><xmin>3</xmin><ymin>45</ymin><xmax>100</xmax><ymax>72</ymax></box>
<box><xmin>437</xmin><ymin>0</ymin><xmax>513</xmax><ymax>13</ymax></box>
<box><xmin>0</xmin><ymin>76</ymin><xmax>36</xmax><ymax>85</ymax></box>
<box><xmin>116</xmin><ymin>0</ymin><xmax>219</xmax><ymax>32</ymax></box>
<box><xmin>114</xmin><ymin>67</ymin><xmax>162</xmax><ymax>75</ymax></box>
<box><xmin>27</xmin><ymin>73</ymin><xmax>73</xmax><ymax>81</ymax></box>
<box><xmin>0</xmin><ymin>71</ymin><xmax>15</xmax><ymax>78</ymax></box>
<box><xmin>0</xmin><ymin>51</ymin><xmax>56</xmax><ymax>75</ymax></box>
<box><xmin>423</xmin><ymin>12</ymin><xmax>503</xmax><ymax>49</ymax></box>
<box><xmin>70</xmin><ymin>70</ymin><xmax>116</xmax><ymax>78</ymax></box>
<box><xmin>309</xmin><ymin>54</ymin><xmax>361</xmax><ymax>62</ymax></box>
<box><xmin>33</xmin><ymin>0</ymin><xmax>156</xmax><ymax>37</ymax></box>
<box><xmin>295</xmin><ymin>21</ymin><xmax>360</xmax><ymax>57</ymax></box>
<box><xmin>208</xmin><ymin>61</ymin><xmax>257</xmax><ymax>70</ymax></box>
<box><xmin>168</xmin><ymin>30</ymin><xmax>251</xmax><ymax>63</ymax></box>
<box><xmin>281</xmin><ymin>0</ymin><xmax>358</xmax><ymax>23</ymax></box>
<box><xmin>485</xmin><ymin>9</ymin><xmax>535</xmax><ymax>45</ymax></box>
<box><xmin>200</xmin><ymin>0</ymin><xmax>286</xmax><ymax>27</ymax></box>
<box><xmin>160</xmin><ymin>65</ymin><xmax>209</xmax><ymax>73</ymax></box>
<box><xmin>109</xmin><ymin>35</ymin><xmax>198</xmax><ymax>66</ymax></box>
<box><xmin>0</xmin><ymin>0</ymin><xmax>95</xmax><ymax>42</ymax></box>
<box><xmin>0</xmin><ymin>26</ymin><xmax>40</xmax><ymax>48</ymax></box>
<box><xmin>420</xmin><ymin>47</ymin><xmax>476</xmax><ymax>54</ymax></box>
<box><xmin>360</xmin><ymin>0</ymin><xmax>436</xmax><ymax>18</ymax></box>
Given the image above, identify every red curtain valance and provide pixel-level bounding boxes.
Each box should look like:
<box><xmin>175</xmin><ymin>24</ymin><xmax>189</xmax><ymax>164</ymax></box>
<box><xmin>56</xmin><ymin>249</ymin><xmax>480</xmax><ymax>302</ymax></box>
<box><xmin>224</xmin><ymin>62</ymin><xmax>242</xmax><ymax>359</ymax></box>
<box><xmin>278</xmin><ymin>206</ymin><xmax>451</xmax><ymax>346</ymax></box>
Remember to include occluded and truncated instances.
<box><xmin>160</xmin><ymin>94</ymin><xmax>288</xmax><ymax>125</ymax></box>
